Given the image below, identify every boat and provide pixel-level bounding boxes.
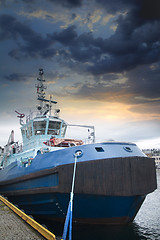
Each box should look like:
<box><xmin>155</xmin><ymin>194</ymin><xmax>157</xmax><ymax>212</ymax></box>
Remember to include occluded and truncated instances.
<box><xmin>0</xmin><ymin>69</ymin><xmax>157</xmax><ymax>225</ymax></box>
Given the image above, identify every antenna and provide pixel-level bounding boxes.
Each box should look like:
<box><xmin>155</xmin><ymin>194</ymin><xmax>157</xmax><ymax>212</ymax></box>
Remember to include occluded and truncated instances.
<box><xmin>35</xmin><ymin>69</ymin><xmax>57</xmax><ymax>116</ymax></box>
<box><xmin>35</xmin><ymin>68</ymin><xmax>46</xmax><ymax>115</ymax></box>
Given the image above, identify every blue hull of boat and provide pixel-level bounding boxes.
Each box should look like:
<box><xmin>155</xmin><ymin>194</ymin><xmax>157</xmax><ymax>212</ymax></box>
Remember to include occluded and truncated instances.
<box><xmin>7</xmin><ymin>193</ymin><xmax>145</xmax><ymax>225</ymax></box>
<box><xmin>0</xmin><ymin>142</ymin><xmax>157</xmax><ymax>224</ymax></box>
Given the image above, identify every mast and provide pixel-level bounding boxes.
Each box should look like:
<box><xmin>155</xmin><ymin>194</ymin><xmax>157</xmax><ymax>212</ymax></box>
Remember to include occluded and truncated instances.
<box><xmin>36</xmin><ymin>68</ymin><xmax>57</xmax><ymax>116</ymax></box>
<box><xmin>1</xmin><ymin>130</ymin><xmax>14</xmax><ymax>168</ymax></box>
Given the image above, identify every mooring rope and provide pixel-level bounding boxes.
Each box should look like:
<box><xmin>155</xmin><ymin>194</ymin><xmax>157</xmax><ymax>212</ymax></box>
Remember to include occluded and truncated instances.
<box><xmin>61</xmin><ymin>150</ymin><xmax>82</xmax><ymax>240</ymax></box>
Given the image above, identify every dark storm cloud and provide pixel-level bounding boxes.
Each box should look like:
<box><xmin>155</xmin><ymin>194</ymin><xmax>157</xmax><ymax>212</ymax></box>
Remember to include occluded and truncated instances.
<box><xmin>48</xmin><ymin>27</ymin><xmax>103</xmax><ymax>62</ymax></box>
<box><xmin>4</xmin><ymin>73</ymin><xmax>27</xmax><ymax>82</ymax></box>
<box><xmin>1</xmin><ymin>1</ymin><xmax>160</xmax><ymax>77</ymax></box>
<box><xmin>54</xmin><ymin>22</ymin><xmax>160</xmax><ymax>77</ymax></box>
<box><xmin>15</xmin><ymin>0</ymin><xmax>82</xmax><ymax>8</ymax></box>
<box><xmin>0</xmin><ymin>14</ymin><xmax>57</xmax><ymax>59</ymax></box>
<box><xmin>51</xmin><ymin>26</ymin><xmax>77</xmax><ymax>45</ymax></box>
<box><xmin>21</xmin><ymin>0</ymin><xmax>36</xmax><ymax>3</ymax></box>
<box><xmin>0</xmin><ymin>15</ymin><xmax>101</xmax><ymax>62</ymax></box>
<box><xmin>95</xmin><ymin>0</ymin><xmax>160</xmax><ymax>20</ymax></box>
<box><xmin>47</xmin><ymin>1</ymin><xmax>160</xmax><ymax>74</ymax></box>
<box><xmin>2</xmin><ymin>0</ymin><xmax>83</xmax><ymax>8</ymax></box>
<box><xmin>74</xmin><ymin>64</ymin><xmax>160</xmax><ymax>105</ymax></box>
<box><xmin>0</xmin><ymin>0</ymin><xmax>6</xmax><ymax>6</ymax></box>
<box><xmin>48</xmin><ymin>0</ymin><xmax>82</xmax><ymax>8</ymax></box>
<box><xmin>126</xmin><ymin>65</ymin><xmax>160</xmax><ymax>100</ymax></box>
<box><xmin>95</xmin><ymin>0</ymin><xmax>135</xmax><ymax>14</ymax></box>
<box><xmin>139</xmin><ymin>0</ymin><xmax>160</xmax><ymax>20</ymax></box>
<box><xmin>87</xmin><ymin>7</ymin><xmax>160</xmax><ymax>74</ymax></box>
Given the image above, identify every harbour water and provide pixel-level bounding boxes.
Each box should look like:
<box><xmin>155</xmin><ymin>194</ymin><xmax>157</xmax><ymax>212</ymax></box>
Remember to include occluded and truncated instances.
<box><xmin>38</xmin><ymin>170</ymin><xmax>160</xmax><ymax>240</ymax></box>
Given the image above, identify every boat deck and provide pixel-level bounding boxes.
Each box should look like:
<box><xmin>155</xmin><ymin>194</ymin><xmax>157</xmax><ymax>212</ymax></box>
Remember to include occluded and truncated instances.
<box><xmin>0</xmin><ymin>196</ymin><xmax>57</xmax><ymax>240</ymax></box>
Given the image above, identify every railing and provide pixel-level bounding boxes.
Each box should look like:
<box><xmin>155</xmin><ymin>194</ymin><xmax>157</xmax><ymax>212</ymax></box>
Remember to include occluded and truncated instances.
<box><xmin>67</xmin><ymin>124</ymin><xmax>95</xmax><ymax>144</ymax></box>
<box><xmin>26</xmin><ymin>111</ymin><xmax>41</xmax><ymax>123</ymax></box>
<box><xmin>26</xmin><ymin>111</ymin><xmax>58</xmax><ymax>123</ymax></box>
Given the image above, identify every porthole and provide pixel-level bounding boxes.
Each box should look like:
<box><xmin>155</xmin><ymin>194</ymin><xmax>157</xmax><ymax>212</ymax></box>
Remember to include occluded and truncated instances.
<box><xmin>123</xmin><ymin>146</ymin><xmax>132</xmax><ymax>152</ymax></box>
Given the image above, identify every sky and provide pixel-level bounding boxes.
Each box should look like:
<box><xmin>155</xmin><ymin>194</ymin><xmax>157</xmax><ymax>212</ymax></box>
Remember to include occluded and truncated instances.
<box><xmin>0</xmin><ymin>0</ymin><xmax>160</xmax><ymax>149</ymax></box>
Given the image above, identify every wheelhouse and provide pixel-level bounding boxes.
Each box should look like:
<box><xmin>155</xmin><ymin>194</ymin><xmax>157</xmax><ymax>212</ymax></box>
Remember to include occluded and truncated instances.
<box><xmin>21</xmin><ymin>117</ymin><xmax>67</xmax><ymax>145</ymax></box>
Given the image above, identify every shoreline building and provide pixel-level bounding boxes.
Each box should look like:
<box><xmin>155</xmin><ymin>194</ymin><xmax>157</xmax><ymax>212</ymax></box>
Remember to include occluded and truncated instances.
<box><xmin>142</xmin><ymin>149</ymin><xmax>160</xmax><ymax>169</ymax></box>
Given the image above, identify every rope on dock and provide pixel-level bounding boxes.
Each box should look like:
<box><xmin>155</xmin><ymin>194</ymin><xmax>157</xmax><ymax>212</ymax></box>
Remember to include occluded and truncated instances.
<box><xmin>0</xmin><ymin>195</ymin><xmax>56</xmax><ymax>240</ymax></box>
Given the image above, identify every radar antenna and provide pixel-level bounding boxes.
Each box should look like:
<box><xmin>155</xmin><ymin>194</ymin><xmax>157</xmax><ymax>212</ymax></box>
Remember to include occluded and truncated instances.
<box><xmin>35</xmin><ymin>68</ymin><xmax>57</xmax><ymax>116</ymax></box>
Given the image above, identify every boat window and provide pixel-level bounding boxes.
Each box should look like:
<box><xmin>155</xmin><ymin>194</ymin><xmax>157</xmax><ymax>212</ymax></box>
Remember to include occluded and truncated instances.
<box><xmin>47</xmin><ymin>121</ymin><xmax>61</xmax><ymax>135</ymax></box>
<box><xmin>61</xmin><ymin>122</ymin><xmax>67</xmax><ymax>137</ymax></box>
<box><xmin>95</xmin><ymin>147</ymin><xmax>104</xmax><ymax>152</ymax></box>
<box><xmin>33</xmin><ymin>121</ymin><xmax>46</xmax><ymax>135</ymax></box>
<box><xmin>123</xmin><ymin>146</ymin><xmax>132</xmax><ymax>152</ymax></box>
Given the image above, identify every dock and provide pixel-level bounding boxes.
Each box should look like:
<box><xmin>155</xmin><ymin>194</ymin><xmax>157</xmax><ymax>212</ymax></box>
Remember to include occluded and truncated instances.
<box><xmin>0</xmin><ymin>195</ymin><xmax>57</xmax><ymax>240</ymax></box>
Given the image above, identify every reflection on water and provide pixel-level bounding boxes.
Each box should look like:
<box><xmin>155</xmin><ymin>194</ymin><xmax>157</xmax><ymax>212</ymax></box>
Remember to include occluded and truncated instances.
<box><xmin>41</xmin><ymin>221</ymin><xmax>159</xmax><ymax>240</ymax></box>
<box><xmin>133</xmin><ymin>170</ymin><xmax>160</xmax><ymax>240</ymax></box>
<box><xmin>37</xmin><ymin>170</ymin><xmax>160</xmax><ymax>240</ymax></box>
